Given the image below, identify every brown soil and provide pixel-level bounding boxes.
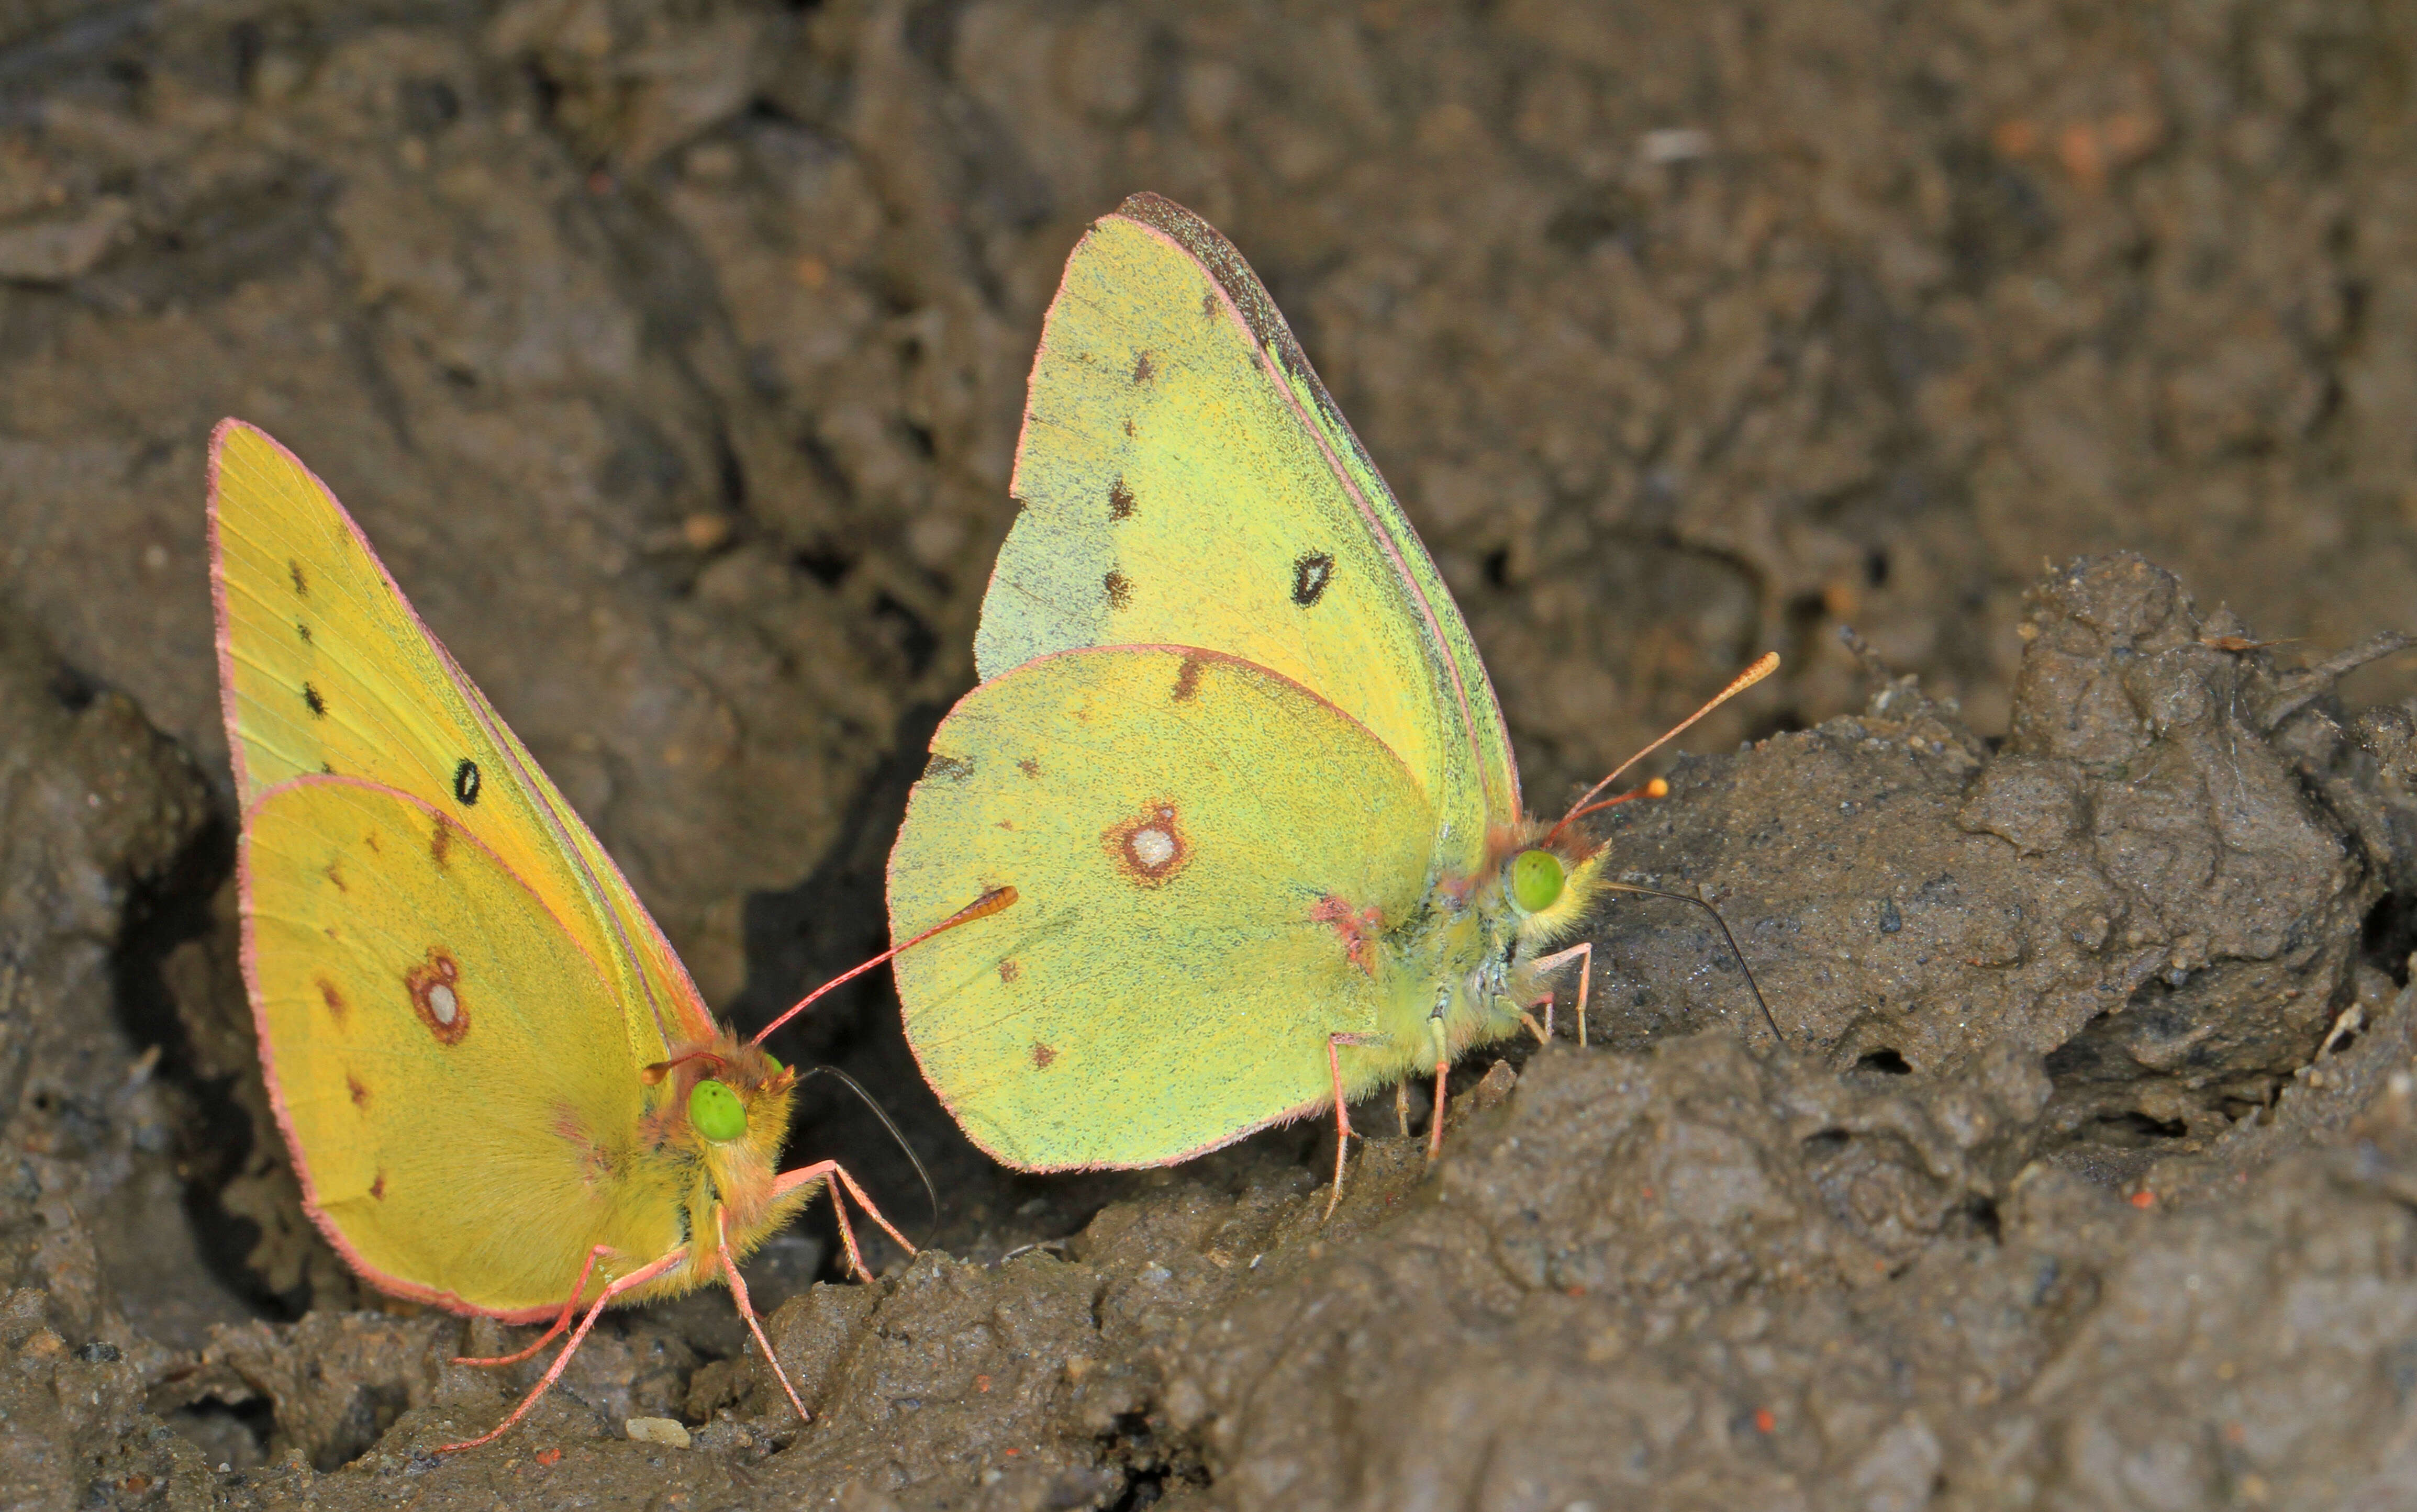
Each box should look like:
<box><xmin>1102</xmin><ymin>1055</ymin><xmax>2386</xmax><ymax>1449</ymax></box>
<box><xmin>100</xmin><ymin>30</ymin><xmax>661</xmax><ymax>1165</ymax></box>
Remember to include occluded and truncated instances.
<box><xmin>5</xmin><ymin>2</ymin><xmax>2417</xmax><ymax>1508</ymax></box>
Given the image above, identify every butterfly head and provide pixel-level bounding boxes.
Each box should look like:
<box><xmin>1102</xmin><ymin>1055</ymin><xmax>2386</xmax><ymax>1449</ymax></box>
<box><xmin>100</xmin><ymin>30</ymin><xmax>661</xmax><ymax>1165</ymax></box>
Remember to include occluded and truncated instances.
<box><xmin>648</xmin><ymin>1036</ymin><xmax>799</xmax><ymax>1216</ymax></box>
<box><xmin>1489</xmin><ymin>823</ymin><xmax>1606</xmax><ymax>950</ymax></box>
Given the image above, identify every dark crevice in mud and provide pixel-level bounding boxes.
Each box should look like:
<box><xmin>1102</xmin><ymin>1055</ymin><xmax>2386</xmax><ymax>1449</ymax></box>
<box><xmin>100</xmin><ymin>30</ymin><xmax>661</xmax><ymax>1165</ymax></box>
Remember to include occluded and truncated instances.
<box><xmin>2362</xmin><ymin>891</ymin><xmax>2417</xmax><ymax>986</ymax></box>
<box><xmin>733</xmin><ymin>701</ymin><xmax>983</xmax><ymax>1267</ymax></box>
<box><xmin>1856</xmin><ymin>1047</ymin><xmax>1913</xmax><ymax>1075</ymax></box>
<box><xmin>2089</xmin><ymin>1109</ymin><xmax>2193</xmax><ymax>1145</ymax></box>
<box><xmin>107</xmin><ymin>811</ymin><xmax>296</xmax><ymax>1320</ymax></box>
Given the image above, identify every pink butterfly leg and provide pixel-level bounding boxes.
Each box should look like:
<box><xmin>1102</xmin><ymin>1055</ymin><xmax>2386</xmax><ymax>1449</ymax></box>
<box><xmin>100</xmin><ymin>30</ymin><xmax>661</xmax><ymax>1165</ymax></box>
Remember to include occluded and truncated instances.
<box><xmin>1527</xmin><ymin>942</ymin><xmax>1593</xmax><ymax>1048</ymax></box>
<box><xmin>715</xmin><ymin>1206</ymin><xmax>812</xmax><ymax>1427</ymax></box>
<box><xmin>1322</xmin><ymin>1033</ymin><xmax>1377</xmax><ymax>1219</ymax></box>
<box><xmin>768</xmin><ymin>1160</ymin><xmax>919</xmax><ymax>1281</ymax></box>
<box><xmin>451</xmin><ymin>1244</ymin><xmax>612</xmax><ymax>1368</ymax></box>
<box><xmin>436</xmin><ymin>1244</ymin><xmax>688</xmax><ymax>1452</ymax></box>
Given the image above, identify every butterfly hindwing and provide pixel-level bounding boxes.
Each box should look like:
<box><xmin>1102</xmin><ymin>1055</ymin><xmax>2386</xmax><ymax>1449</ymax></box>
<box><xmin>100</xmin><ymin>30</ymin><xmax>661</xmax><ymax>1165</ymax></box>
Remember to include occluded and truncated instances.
<box><xmin>980</xmin><ymin>193</ymin><xmax>1519</xmax><ymax>879</ymax></box>
<box><xmin>887</xmin><ymin>646</ymin><xmax>1435</xmax><ymax>1168</ymax></box>
<box><xmin>243</xmin><ymin>777</ymin><xmax>684</xmax><ymax>1317</ymax></box>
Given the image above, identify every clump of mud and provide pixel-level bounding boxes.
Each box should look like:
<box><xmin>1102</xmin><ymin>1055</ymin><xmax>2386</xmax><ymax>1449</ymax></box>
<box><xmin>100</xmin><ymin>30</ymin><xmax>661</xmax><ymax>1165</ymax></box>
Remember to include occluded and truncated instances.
<box><xmin>7</xmin><ymin>0</ymin><xmax>2417</xmax><ymax>1508</ymax></box>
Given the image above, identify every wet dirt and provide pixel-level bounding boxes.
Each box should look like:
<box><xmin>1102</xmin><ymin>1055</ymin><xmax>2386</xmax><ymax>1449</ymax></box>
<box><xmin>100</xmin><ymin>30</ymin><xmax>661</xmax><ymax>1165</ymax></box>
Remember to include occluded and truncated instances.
<box><xmin>5</xmin><ymin>1</ymin><xmax>2417</xmax><ymax>1507</ymax></box>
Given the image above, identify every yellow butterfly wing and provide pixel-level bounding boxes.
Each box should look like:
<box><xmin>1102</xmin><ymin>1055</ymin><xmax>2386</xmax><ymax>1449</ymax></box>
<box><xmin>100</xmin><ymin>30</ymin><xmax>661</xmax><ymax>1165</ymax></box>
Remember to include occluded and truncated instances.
<box><xmin>243</xmin><ymin>777</ymin><xmax>684</xmax><ymax>1317</ymax></box>
<box><xmin>210</xmin><ymin>419</ymin><xmax>709</xmax><ymax>1314</ymax></box>
<box><xmin>887</xmin><ymin>647</ymin><xmax>1434</xmax><ymax>1168</ymax></box>
<box><xmin>977</xmin><ymin>193</ymin><xmax>1518</xmax><ymax>881</ymax></box>
<box><xmin>209</xmin><ymin>419</ymin><xmax>710</xmax><ymax>1062</ymax></box>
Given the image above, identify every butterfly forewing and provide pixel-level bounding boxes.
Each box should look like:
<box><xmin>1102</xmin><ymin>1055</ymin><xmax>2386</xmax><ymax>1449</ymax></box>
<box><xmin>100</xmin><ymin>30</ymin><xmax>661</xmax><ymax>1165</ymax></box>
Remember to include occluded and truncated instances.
<box><xmin>981</xmin><ymin>194</ymin><xmax>1519</xmax><ymax>882</ymax></box>
<box><xmin>210</xmin><ymin>420</ymin><xmax>710</xmax><ymax>1061</ymax></box>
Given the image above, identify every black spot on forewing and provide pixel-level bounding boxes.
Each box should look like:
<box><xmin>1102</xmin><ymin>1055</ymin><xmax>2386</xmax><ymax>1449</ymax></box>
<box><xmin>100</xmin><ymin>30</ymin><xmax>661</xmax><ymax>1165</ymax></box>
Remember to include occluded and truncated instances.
<box><xmin>1104</xmin><ymin>570</ymin><xmax>1131</xmax><ymax>610</ymax></box>
<box><xmin>289</xmin><ymin>561</ymin><xmax>309</xmax><ymax>597</ymax></box>
<box><xmin>1109</xmin><ymin>478</ymin><xmax>1135</xmax><ymax>520</ymax></box>
<box><xmin>924</xmin><ymin>753</ymin><xmax>973</xmax><ymax>785</ymax></box>
<box><xmin>452</xmin><ymin>759</ymin><xmax>481</xmax><ymax>806</ymax></box>
<box><xmin>1292</xmin><ymin>553</ymin><xmax>1335</xmax><ymax>607</ymax></box>
<box><xmin>296</xmin><ymin>620</ymin><xmax>312</xmax><ymax>644</ymax></box>
<box><xmin>302</xmin><ymin>682</ymin><xmax>327</xmax><ymax>718</ymax></box>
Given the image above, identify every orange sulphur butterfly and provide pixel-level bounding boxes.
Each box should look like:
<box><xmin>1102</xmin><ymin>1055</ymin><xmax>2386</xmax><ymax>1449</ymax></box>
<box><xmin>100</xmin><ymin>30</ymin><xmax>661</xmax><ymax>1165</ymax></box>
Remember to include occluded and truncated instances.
<box><xmin>885</xmin><ymin>195</ymin><xmax>1775</xmax><ymax>1208</ymax></box>
<box><xmin>209</xmin><ymin>419</ymin><xmax>947</xmax><ymax>1449</ymax></box>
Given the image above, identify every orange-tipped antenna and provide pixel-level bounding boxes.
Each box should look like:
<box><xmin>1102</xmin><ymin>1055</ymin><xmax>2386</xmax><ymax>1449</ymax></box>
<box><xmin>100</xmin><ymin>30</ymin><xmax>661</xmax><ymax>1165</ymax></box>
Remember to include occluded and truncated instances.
<box><xmin>1546</xmin><ymin>653</ymin><xmax>1779</xmax><ymax>847</ymax></box>
<box><xmin>1557</xmin><ymin>777</ymin><xmax>1669</xmax><ymax>829</ymax></box>
<box><xmin>748</xmin><ymin>886</ymin><xmax>1018</xmax><ymax>1047</ymax></box>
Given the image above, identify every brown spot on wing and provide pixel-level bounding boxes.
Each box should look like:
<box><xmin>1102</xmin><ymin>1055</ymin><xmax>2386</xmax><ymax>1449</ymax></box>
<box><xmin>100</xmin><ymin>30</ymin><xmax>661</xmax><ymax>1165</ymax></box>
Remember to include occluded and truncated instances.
<box><xmin>1123</xmin><ymin>418</ymin><xmax>1135</xmax><ymax>438</ymax></box>
<box><xmin>1104</xmin><ymin>801</ymin><xmax>1190</xmax><ymax>888</ymax></box>
<box><xmin>429</xmin><ymin>816</ymin><xmax>452</xmax><ymax>870</ymax></box>
<box><xmin>296</xmin><ymin>620</ymin><xmax>312</xmax><ymax>643</ymax></box>
<box><xmin>1103</xmin><ymin>570</ymin><xmax>1131</xmax><ymax>610</ymax></box>
<box><xmin>1132</xmin><ymin>351</ymin><xmax>1154</xmax><ymax>384</ymax></box>
<box><xmin>347</xmin><ymin>1073</ymin><xmax>370</xmax><ymax>1108</ymax></box>
<box><xmin>316</xmin><ymin>976</ymin><xmax>347</xmax><ymax>1023</ymax></box>
<box><xmin>1109</xmin><ymin>478</ymin><xmax>1135</xmax><ymax>520</ymax></box>
<box><xmin>1032</xmin><ymin>1043</ymin><xmax>1056</xmax><ymax>1068</ymax></box>
<box><xmin>289</xmin><ymin>560</ymin><xmax>309</xmax><ymax>596</ymax></box>
<box><xmin>321</xmin><ymin>858</ymin><xmax>346</xmax><ymax>893</ymax></box>
<box><xmin>1200</xmin><ymin>290</ymin><xmax>1218</xmax><ymax>319</ymax></box>
<box><xmin>999</xmin><ymin>959</ymin><xmax>1021</xmax><ymax>983</ymax></box>
<box><xmin>1172</xmin><ymin>657</ymin><xmax>1202</xmax><ymax>702</ymax></box>
<box><xmin>406</xmin><ymin>950</ymin><xmax>468</xmax><ymax>1045</ymax></box>
<box><xmin>302</xmin><ymin>682</ymin><xmax>327</xmax><ymax>718</ymax></box>
<box><xmin>1017</xmin><ymin>757</ymin><xmax>1040</xmax><ymax>778</ymax></box>
<box><xmin>369</xmin><ymin>1172</ymin><xmax>386</xmax><ymax>1200</ymax></box>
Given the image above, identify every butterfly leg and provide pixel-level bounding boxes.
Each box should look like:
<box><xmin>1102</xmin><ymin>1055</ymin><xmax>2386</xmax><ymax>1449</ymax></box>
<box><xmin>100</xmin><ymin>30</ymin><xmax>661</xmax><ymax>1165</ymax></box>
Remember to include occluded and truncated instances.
<box><xmin>770</xmin><ymin>1161</ymin><xmax>920</xmax><ymax>1281</ymax></box>
<box><xmin>1425</xmin><ymin>1013</ymin><xmax>1451</xmax><ymax>1163</ymax></box>
<box><xmin>715</xmin><ymin>1206</ymin><xmax>812</xmax><ymax>1427</ymax></box>
<box><xmin>436</xmin><ymin>1244</ymin><xmax>687</xmax><ymax>1452</ymax></box>
<box><xmin>1322</xmin><ymin>1033</ymin><xmax>1378</xmax><ymax>1220</ymax></box>
<box><xmin>451</xmin><ymin>1244</ymin><xmax>612</xmax><ymax>1368</ymax></box>
<box><xmin>1527</xmin><ymin>942</ymin><xmax>1594</xmax><ymax>1048</ymax></box>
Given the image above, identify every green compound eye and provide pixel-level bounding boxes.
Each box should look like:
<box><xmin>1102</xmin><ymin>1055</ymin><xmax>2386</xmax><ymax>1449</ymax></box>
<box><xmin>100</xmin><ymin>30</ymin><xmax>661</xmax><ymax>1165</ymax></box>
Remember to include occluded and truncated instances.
<box><xmin>761</xmin><ymin>1052</ymin><xmax>783</xmax><ymax>1073</ymax></box>
<box><xmin>689</xmin><ymin>1078</ymin><xmax>747</xmax><ymax>1143</ymax></box>
<box><xmin>1509</xmin><ymin>848</ymin><xmax>1565</xmax><ymax>914</ymax></box>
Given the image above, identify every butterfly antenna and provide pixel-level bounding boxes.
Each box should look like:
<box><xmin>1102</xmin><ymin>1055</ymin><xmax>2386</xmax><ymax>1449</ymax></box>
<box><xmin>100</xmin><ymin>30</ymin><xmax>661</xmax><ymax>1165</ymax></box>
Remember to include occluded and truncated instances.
<box><xmin>1597</xmin><ymin>880</ymin><xmax>1786</xmax><ymax>1047</ymax></box>
<box><xmin>1558</xmin><ymin>777</ymin><xmax>1670</xmax><ymax>827</ymax></box>
<box><xmin>748</xmin><ymin>886</ymin><xmax>1018</xmax><ymax>1047</ymax></box>
<box><xmin>796</xmin><ymin>1065</ymin><xmax>942</xmax><ymax>1239</ymax></box>
<box><xmin>1546</xmin><ymin>652</ymin><xmax>1780</xmax><ymax>848</ymax></box>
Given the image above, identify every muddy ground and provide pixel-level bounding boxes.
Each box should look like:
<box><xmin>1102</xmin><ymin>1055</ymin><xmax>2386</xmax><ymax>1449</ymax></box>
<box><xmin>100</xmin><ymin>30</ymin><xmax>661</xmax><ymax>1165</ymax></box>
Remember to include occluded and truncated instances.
<box><xmin>4</xmin><ymin>1</ymin><xmax>2417</xmax><ymax>1507</ymax></box>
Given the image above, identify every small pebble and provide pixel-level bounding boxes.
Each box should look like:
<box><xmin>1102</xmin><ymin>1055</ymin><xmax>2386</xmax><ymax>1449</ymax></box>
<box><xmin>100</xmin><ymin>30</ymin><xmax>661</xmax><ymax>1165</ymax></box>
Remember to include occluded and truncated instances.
<box><xmin>625</xmin><ymin>1417</ymin><xmax>690</xmax><ymax>1448</ymax></box>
